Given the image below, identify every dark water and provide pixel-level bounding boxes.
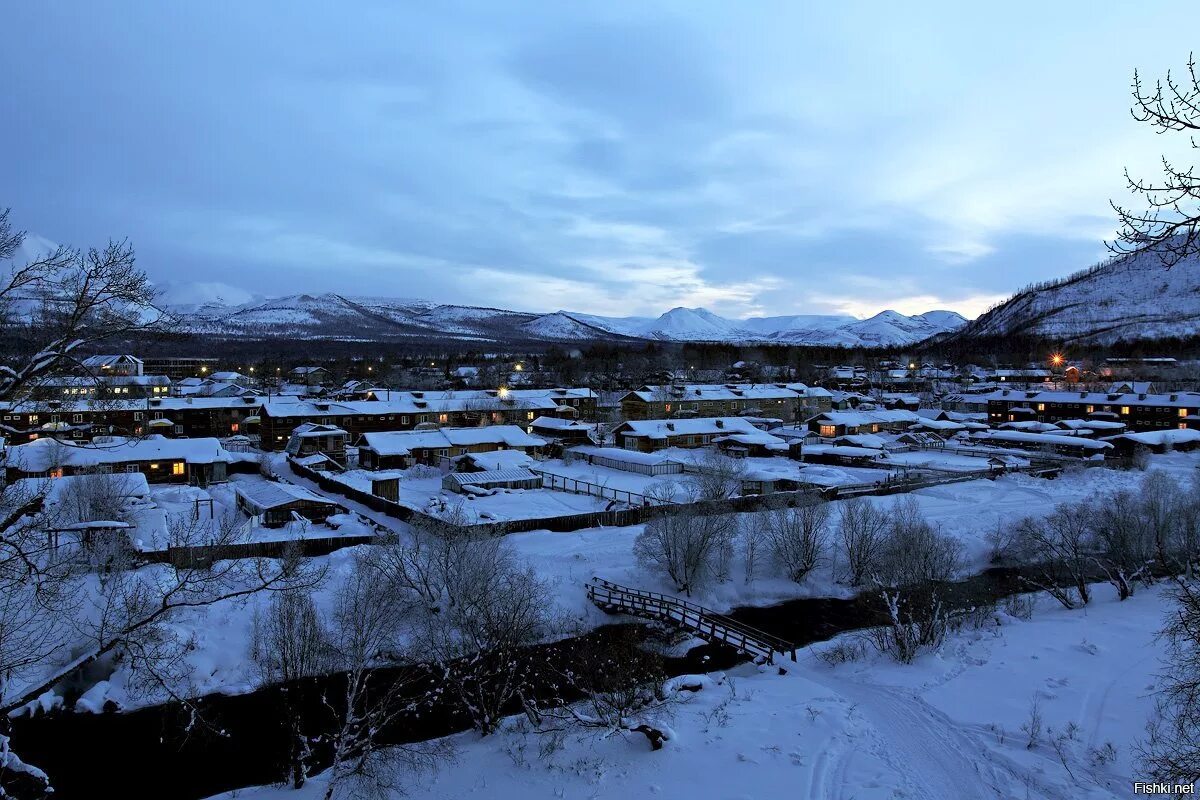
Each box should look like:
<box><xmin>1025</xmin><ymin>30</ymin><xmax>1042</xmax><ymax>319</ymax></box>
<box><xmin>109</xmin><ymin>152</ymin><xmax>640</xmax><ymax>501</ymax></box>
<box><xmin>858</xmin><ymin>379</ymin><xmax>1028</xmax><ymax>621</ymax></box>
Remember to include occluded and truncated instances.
<box><xmin>9</xmin><ymin>567</ymin><xmax>1027</xmax><ymax>800</ymax></box>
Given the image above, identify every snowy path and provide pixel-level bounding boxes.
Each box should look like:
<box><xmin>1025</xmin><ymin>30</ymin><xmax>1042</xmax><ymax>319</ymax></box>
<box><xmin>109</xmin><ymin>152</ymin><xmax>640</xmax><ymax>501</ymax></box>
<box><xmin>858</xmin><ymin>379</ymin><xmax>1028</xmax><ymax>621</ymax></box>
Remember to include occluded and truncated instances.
<box><xmin>809</xmin><ymin>678</ymin><xmax>1072</xmax><ymax>800</ymax></box>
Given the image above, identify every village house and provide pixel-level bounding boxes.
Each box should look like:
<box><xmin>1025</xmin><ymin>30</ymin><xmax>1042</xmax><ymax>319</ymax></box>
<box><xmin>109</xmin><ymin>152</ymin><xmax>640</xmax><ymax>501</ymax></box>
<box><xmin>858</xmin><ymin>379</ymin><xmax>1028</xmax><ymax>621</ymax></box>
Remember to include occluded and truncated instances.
<box><xmin>806</xmin><ymin>409</ymin><xmax>921</xmax><ymax>438</ymax></box>
<box><xmin>285</xmin><ymin>422</ymin><xmax>350</xmax><ymax>461</ymax></box>
<box><xmin>0</xmin><ymin>395</ymin><xmax>265</xmax><ymax>445</ymax></box>
<box><xmin>3</xmin><ymin>435</ymin><xmax>234</xmax><ymax>485</ymax></box>
<box><xmin>529</xmin><ymin>416</ymin><xmax>594</xmax><ymax>444</ymax></box>
<box><xmin>610</xmin><ymin>417</ymin><xmax>764</xmax><ymax>453</ymax></box>
<box><xmin>619</xmin><ymin>383</ymin><xmax>831</xmax><ymax>423</ymax></box>
<box><xmin>357</xmin><ymin>425</ymin><xmax>546</xmax><ymax>470</ymax></box>
<box><xmin>81</xmin><ymin>354</ymin><xmax>145</xmax><ymax>376</ymax></box>
<box><xmin>258</xmin><ymin>388</ymin><xmax>595</xmax><ymax>450</ymax></box>
<box><xmin>983</xmin><ymin>388</ymin><xmax>1200</xmax><ymax>432</ymax></box>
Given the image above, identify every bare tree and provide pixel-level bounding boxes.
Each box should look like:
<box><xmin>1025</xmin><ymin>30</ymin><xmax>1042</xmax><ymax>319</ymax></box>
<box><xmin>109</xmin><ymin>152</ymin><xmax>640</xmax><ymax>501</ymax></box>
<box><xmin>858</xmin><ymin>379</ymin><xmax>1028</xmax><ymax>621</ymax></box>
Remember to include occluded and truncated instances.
<box><xmin>418</xmin><ymin>546</ymin><xmax>553</xmax><ymax>736</ymax></box>
<box><xmin>633</xmin><ymin>508</ymin><xmax>736</xmax><ymax>596</ymax></box>
<box><xmin>1141</xmin><ymin>575</ymin><xmax>1200</xmax><ymax>788</ymax></box>
<box><xmin>1093</xmin><ymin>489</ymin><xmax>1154</xmax><ymax>600</ymax></box>
<box><xmin>1012</xmin><ymin>505</ymin><xmax>1095</xmax><ymax>610</ymax></box>
<box><xmin>761</xmin><ymin>500</ymin><xmax>830</xmax><ymax>583</ymax></box>
<box><xmin>251</xmin><ymin>588</ymin><xmax>331</xmax><ymax>789</ymax></box>
<box><xmin>837</xmin><ymin>497</ymin><xmax>888</xmax><ymax>586</ymax></box>
<box><xmin>321</xmin><ymin>552</ymin><xmax>448</xmax><ymax>800</ymax></box>
<box><xmin>867</xmin><ymin>498</ymin><xmax>962</xmax><ymax>664</ymax></box>
<box><xmin>1110</xmin><ymin>55</ymin><xmax>1200</xmax><ymax>267</ymax></box>
<box><xmin>0</xmin><ymin>208</ymin><xmax>168</xmax><ymax>428</ymax></box>
<box><xmin>876</xmin><ymin>496</ymin><xmax>962</xmax><ymax>588</ymax></box>
<box><xmin>739</xmin><ymin>513</ymin><xmax>767</xmax><ymax>586</ymax></box>
<box><xmin>689</xmin><ymin>450</ymin><xmax>746</xmax><ymax>501</ymax></box>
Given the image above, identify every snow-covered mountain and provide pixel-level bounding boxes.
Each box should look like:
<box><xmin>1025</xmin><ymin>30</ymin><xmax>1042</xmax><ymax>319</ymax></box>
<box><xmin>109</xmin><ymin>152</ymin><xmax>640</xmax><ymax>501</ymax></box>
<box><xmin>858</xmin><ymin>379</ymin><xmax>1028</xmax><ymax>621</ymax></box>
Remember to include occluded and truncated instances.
<box><xmin>951</xmin><ymin>248</ymin><xmax>1200</xmax><ymax>344</ymax></box>
<box><xmin>165</xmin><ymin>293</ymin><xmax>966</xmax><ymax>347</ymax></box>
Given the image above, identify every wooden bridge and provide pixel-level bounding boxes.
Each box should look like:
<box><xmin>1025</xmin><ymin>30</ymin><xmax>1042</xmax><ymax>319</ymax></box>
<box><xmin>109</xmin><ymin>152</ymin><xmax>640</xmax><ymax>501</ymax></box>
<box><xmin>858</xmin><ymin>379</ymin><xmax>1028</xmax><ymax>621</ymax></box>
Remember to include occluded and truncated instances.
<box><xmin>586</xmin><ymin>577</ymin><xmax>796</xmax><ymax>664</ymax></box>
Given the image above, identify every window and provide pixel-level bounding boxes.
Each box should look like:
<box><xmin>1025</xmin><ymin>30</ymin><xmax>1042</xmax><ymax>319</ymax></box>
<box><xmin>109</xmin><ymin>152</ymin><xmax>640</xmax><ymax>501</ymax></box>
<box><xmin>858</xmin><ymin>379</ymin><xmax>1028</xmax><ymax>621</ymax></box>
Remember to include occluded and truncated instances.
<box><xmin>175</xmin><ymin>425</ymin><xmax>184</xmax><ymax>434</ymax></box>
<box><xmin>72</xmin><ymin>414</ymin><xmax>83</xmax><ymax>423</ymax></box>
<box><xmin>1180</xmin><ymin>408</ymin><xmax>1189</xmax><ymax>418</ymax></box>
<box><xmin>819</xmin><ymin>424</ymin><xmax>836</xmax><ymax>437</ymax></box>
<box><xmin>664</xmin><ymin>403</ymin><xmax>672</xmax><ymax>413</ymax></box>
<box><xmin>526</xmin><ymin>412</ymin><xmax>534</xmax><ymax>420</ymax></box>
<box><xmin>1036</xmin><ymin>403</ymin><xmax>1045</xmax><ymax>412</ymax></box>
<box><xmin>134</xmin><ymin>412</ymin><xmax>144</xmax><ymax>421</ymax></box>
<box><xmin>124</xmin><ymin>465</ymin><xmax>139</xmax><ymax>473</ymax></box>
<box><xmin>98</xmin><ymin>465</ymin><xmax>112</xmax><ymax>474</ymax></box>
<box><xmin>1180</xmin><ymin>423</ymin><xmax>1189</xmax><ymax>430</ymax></box>
<box><xmin>1085</xmin><ymin>405</ymin><xmax>1094</xmax><ymax>414</ymax></box>
<box><xmin>230</xmin><ymin>423</ymin><xmax>239</xmax><ymax>433</ymax></box>
<box><xmin>1120</xmin><ymin>406</ymin><xmax>1131</xmax><ymax>415</ymax></box>
<box><xmin>438</xmin><ymin>413</ymin><xmax>449</xmax><ymax>424</ymax></box>
<box><xmin>49</xmin><ymin>468</ymin><xmax>63</xmax><ymax>479</ymax></box>
<box><xmin>172</xmin><ymin>462</ymin><xmax>185</xmax><ymax>476</ymax></box>
<box><xmin>401</xmin><ymin>416</ymin><xmax>409</xmax><ymax>425</ymax></box>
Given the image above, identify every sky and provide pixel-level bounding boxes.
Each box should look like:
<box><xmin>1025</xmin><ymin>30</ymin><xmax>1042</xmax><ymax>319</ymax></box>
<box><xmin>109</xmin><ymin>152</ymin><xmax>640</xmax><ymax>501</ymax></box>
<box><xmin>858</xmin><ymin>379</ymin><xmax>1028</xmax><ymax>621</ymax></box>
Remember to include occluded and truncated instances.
<box><xmin>1</xmin><ymin>2</ymin><xmax>1196</xmax><ymax>321</ymax></box>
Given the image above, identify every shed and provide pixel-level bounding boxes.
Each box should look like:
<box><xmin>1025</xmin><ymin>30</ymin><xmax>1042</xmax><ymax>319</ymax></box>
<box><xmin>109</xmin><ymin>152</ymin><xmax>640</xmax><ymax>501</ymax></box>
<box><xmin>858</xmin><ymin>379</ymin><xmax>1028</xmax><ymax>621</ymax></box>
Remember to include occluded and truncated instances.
<box><xmin>235</xmin><ymin>481</ymin><xmax>344</xmax><ymax>527</ymax></box>
<box><xmin>441</xmin><ymin>468</ymin><xmax>542</xmax><ymax>494</ymax></box>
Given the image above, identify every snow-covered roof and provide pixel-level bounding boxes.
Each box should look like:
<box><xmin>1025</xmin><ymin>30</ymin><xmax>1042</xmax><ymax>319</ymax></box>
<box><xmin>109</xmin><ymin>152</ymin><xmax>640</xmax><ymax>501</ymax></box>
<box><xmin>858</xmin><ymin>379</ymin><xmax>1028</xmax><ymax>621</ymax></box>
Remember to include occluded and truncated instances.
<box><xmin>530</xmin><ymin>416</ymin><xmax>591</xmax><ymax>430</ymax></box>
<box><xmin>263</xmin><ymin>387</ymin><xmax>593</xmax><ymax>419</ymax></box>
<box><xmin>811</xmin><ymin>409</ymin><xmax>920</xmax><ymax>427</ymax></box>
<box><xmin>969</xmin><ymin>430</ymin><xmax>1113</xmax><ymax>451</ymax></box>
<box><xmin>624</xmin><ymin>383</ymin><xmax>828</xmax><ymax>404</ymax></box>
<box><xmin>360</xmin><ymin>425</ymin><xmax>545</xmax><ymax>456</ymax></box>
<box><xmin>4</xmin><ymin>435</ymin><xmax>232</xmax><ymax>472</ymax></box>
<box><xmin>1105</xmin><ymin>429</ymin><xmax>1200</xmax><ymax>447</ymax></box>
<box><xmin>443</xmin><ymin>468</ymin><xmax>540</xmax><ymax>488</ymax></box>
<box><xmin>457</xmin><ymin>450</ymin><xmax>536</xmax><ymax>471</ymax></box>
<box><xmin>235</xmin><ymin>481</ymin><xmax>336</xmax><ymax>511</ymax></box>
<box><xmin>615</xmin><ymin>417</ymin><xmax>761</xmax><ymax>440</ymax></box>
<box><xmin>81</xmin><ymin>354</ymin><xmax>143</xmax><ymax>369</ymax></box>
<box><xmin>1056</xmin><ymin>418</ymin><xmax>1126</xmax><ymax>431</ymax></box>
<box><xmin>981</xmin><ymin>389</ymin><xmax>1200</xmax><ymax>409</ymax></box>
<box><xmin>567</xmin><ymin>446</ymin><xmax>680</xmax><ymax>466</ymax></box>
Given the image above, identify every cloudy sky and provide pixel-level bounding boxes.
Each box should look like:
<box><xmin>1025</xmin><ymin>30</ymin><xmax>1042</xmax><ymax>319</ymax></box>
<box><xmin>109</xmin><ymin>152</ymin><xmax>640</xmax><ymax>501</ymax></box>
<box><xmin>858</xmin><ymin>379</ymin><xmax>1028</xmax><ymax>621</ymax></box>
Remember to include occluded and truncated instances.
<box><xmin>1</xmin><ymin>2</ymin><xmax>1195</xmax><ymax>320</ymax></box>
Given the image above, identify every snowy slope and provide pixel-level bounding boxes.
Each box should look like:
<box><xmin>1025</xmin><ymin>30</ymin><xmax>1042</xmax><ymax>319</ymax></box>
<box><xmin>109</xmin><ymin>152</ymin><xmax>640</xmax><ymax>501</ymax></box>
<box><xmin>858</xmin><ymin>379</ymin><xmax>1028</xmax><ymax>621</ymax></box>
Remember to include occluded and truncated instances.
<box><xmin>165</xmin><ymin>294</ymin><xmax>966</xmax><ymax>346</ymax></box>
<box><xmin>954</xmin><ymin>248</ymin><xmax>1200</xmax><ymax>344</ymax></box>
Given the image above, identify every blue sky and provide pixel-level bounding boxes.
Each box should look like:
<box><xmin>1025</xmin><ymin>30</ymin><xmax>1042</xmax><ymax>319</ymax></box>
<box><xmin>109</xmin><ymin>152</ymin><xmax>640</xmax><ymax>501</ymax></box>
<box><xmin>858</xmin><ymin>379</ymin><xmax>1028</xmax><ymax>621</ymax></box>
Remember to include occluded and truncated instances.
<box><xmin>1</xmin><ymin>2</ymin><xmax>1195</xmax><ymax>319</ymax></box>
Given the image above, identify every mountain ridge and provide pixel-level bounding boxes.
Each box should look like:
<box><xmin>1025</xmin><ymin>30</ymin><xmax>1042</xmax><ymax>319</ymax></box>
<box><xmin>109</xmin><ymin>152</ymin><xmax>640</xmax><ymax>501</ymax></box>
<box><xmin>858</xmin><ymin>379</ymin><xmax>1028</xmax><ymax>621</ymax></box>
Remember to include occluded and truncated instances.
<box><xmin>164</xmin><ymin>293</ymin><xmax>967</xmax><ymax>347</ymax></box>
<box><xmin>949</xmin><ymin>248</ymin><xmax>1200</xmax><ymax>344</ymax></box>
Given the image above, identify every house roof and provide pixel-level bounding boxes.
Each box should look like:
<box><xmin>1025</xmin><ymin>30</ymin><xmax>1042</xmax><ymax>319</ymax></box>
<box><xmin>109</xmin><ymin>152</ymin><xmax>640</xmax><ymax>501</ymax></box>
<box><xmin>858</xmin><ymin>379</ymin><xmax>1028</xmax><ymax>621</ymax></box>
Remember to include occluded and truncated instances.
<box><xmin>443</xmin><ymin>468</ymin><xmax>540</xmax><ymax>487</ymax></box>
<box><xmin>235</xmin><ymin>481</ymin><xmax>336</xmax><ymax>511</ymax></box>
<box><xmin>4</xmin><ymin>435</ymin><xmax>232</xmax><ymax>472</ymax></box>
<box><xmin>360</xmin><ymin>425</ymin><xmax>545</xmax><ymax>456</ymax></box>
<box><xmin>615</xmin><ymin>417</ymin><xmax>761</xmax><ymax>440</ymax></box>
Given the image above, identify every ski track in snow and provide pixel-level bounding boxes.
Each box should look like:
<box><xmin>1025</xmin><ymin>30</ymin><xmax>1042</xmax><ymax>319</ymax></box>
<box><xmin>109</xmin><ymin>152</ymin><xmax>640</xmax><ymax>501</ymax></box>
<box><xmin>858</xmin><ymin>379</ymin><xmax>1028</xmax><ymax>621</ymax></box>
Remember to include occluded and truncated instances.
<box><xmin>809</xmin><ymin>678</ymin><xmax>1072</xmax><ymax>800</ymax></box>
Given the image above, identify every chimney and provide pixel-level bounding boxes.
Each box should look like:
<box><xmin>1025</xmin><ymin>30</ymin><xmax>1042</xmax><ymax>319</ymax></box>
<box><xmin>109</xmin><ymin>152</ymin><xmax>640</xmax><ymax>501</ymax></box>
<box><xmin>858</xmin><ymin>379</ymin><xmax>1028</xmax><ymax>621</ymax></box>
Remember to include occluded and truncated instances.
<box><xmin>715</xmin><ymin>419</ymin><xmax>724</xmax><ymax>428</ymax></box>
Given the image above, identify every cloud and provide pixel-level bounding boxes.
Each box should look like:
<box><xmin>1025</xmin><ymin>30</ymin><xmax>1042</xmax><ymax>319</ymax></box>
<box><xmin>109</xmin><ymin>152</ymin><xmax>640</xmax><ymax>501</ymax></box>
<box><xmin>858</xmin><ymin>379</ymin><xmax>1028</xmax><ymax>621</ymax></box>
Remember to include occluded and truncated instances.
<box><xmin>2</xmin><ymin>1</ymin><xmax>1198</xmax><ymax>321</ymax></box>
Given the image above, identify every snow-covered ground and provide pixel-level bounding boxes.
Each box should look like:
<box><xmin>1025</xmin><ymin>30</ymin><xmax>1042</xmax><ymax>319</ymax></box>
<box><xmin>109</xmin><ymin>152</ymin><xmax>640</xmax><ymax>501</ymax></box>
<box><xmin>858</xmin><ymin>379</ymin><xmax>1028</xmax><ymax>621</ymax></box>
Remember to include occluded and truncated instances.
<box><xmin>42</xmin><ymin>454</ymin><xmax>1199</xmax><ymax>725</ymax></box>
<box><xmin>210</xmin><ymin>583</ymin><xmax>1171</xmax><ymax>800</ymax></box>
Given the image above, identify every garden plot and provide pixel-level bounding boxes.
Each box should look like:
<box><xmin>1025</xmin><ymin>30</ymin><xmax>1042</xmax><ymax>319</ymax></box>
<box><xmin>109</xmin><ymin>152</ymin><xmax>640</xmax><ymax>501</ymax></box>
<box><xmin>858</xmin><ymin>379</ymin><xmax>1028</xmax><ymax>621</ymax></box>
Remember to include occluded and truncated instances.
<box><xmin>332</xmin><ymin>467</ymin><xmax>617</xmax><ymax>523</ymax></box>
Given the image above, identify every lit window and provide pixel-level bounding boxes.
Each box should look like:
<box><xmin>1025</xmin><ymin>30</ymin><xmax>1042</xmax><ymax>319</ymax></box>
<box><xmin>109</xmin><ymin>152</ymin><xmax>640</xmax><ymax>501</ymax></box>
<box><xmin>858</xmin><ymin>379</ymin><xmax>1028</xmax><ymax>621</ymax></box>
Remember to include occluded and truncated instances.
<box><xmin>1036</xmin><ymin>403</ymin><xmax>1045</xmax><ymax>412</ymax></box>
<box><xmin>1120</xmin><ymin>406</ymin><xmax>1130</xmax><ymax>415</ymax></box>
<box><xmin>150</xmin><ymin>463</ymin><xmax>160</xmax><ymax>469</ymax></box>
<box><xmin>49</xmin><ymin>468</ymin><xmax>63</xmax><ymax>479</ymax></box>
<box><xmin>1179</xmin><ymin>408</ymin><xmax>1189</xmax><ymax>418</ymax></box>
<box><xmin>230</xmin><ymin>423</ymin><xmax>239</xmax><ymax>433</ymax></box>
<box><xmin>172</xmin><ymin>462</ymin><xmax>185</xmax><ymax>476</ymax></box>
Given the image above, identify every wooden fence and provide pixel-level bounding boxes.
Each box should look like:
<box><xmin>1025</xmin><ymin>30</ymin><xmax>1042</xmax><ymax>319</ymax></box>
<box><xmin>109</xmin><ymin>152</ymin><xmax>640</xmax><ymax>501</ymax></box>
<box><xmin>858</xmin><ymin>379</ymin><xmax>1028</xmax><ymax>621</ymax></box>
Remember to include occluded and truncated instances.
<box><xmin>531</xmin><ymin>468</ymin><xmax>658</xmax><ymax>507</ymax></box>
<box><xmin>141</xmin><ymin>534</ymin><xmax>377</xmax><ymax>568</ymax></box>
